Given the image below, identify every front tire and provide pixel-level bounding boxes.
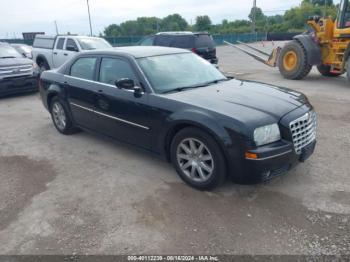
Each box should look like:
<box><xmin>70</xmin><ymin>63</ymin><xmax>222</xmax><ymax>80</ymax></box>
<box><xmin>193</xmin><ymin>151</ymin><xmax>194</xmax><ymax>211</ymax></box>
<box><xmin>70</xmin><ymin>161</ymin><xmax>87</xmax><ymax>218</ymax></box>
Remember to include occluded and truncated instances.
<box><xmin>50</xmin><ymin>97</ymin><xmax>76</xmax><ymax>135</ymax></box>
<box><xmin>278</xmin><ymin>40</ymin><xmax>312</xmax><ymax>80</ymax></box>
<box><xmin>317</xmin><ymin>65</ymin><xmax>341</xmax><ymax>77</ymax></box>
<box><xmin>170</xmin><ymin>127</ymin><xmax>226</xmax><ymax>191</ymax></box>
<box><xmin>39</xmin><ymin>60</ymin><xmax>50</xmax><ymax>74</ymax></box>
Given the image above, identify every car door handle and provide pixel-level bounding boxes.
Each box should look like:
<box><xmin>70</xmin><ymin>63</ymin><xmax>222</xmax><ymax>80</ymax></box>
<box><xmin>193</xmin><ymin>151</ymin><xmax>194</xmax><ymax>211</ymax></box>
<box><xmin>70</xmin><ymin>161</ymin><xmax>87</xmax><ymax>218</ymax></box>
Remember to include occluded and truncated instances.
<box><xmin>53</xmin><ymin>52</ymin><xmax>58</xmax><ymax>55</ymax></box>
<box><xmin>96</xmin><ymin>89</ymin><xmax>103</xmax><ymax>93</ymax></box>
<box><xmin>64</xmin><ymin>53</ymin><xmax>68</xmax><ymax>56</ymax></box>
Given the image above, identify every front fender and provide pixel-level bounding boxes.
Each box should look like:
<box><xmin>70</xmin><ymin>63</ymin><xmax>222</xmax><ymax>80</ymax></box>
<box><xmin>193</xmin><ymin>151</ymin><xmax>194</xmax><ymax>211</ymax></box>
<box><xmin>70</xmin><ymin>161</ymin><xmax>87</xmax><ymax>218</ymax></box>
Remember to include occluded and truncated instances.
<box><xmin>293</xmin><ymin>34</ymin><xmax>322</xmax><ymax>65</ymax></box>
<box><xmin>158</xmin><ymin>109</ymin><xmax>246</xmax><ymax>170</ymax></box>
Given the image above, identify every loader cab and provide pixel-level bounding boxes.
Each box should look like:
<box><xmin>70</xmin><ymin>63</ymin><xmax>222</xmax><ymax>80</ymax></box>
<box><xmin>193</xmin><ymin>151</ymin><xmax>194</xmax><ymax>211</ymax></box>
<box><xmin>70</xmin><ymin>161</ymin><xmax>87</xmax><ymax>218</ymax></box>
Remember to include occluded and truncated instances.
<box><xmin>336</xmin><ymin>0</ymin><xmax>350</xmax><ymax>30</ymax></box>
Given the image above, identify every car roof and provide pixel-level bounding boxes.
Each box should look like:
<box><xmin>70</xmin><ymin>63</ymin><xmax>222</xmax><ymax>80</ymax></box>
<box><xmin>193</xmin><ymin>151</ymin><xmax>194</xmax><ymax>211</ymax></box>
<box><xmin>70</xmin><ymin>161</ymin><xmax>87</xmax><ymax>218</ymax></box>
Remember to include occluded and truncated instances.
<box><xmin>155</xmin><ymin>31</ymin><xmax>210</xmax><ymax>36</ymax></box>
<box><xmin>11</xmin><ymin>43</ymin><xmax>30</xmax><ymax>47</ymax></box>
<box><xmin>83</xmin><ymin>46</ymin><xmax>190</xmax><ymax>58</ymax></box>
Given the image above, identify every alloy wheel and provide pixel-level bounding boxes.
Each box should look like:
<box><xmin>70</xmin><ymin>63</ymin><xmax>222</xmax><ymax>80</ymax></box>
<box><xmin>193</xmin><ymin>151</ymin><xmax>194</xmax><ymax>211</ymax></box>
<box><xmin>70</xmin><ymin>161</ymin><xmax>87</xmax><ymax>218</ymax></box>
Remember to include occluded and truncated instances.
<box><xmin>52</xmin><ymin>102</ymin><xmax>67</xmax><ymax>131</ymax></box>
<box><xmin>176</xmin><ymin>138</ymin><xmax>214</xmax><ymax>183</ymax></box>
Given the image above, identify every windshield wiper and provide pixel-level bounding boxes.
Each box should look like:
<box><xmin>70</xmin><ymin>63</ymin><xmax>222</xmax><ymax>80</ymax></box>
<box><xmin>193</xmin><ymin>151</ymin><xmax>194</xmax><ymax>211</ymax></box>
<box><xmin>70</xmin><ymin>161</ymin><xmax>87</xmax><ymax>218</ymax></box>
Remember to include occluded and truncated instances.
<box><xmin>161</xmin><ymin>78</ymin><xmax>230</xmax><ymax>94</ymax></box>
<box><xmin>162</xmin><ymin>82</ymin><xmax>215</xmax><ymax>94</ymax></box>
<box><xmin>203</xmin><ymin>78</ymin><xmax>230</xmax><ymax>85</ymax></box>
<box><xmin>0</xmin><ymin>56</ymin><xmax>17</xmax><ymax>59</ymax></box>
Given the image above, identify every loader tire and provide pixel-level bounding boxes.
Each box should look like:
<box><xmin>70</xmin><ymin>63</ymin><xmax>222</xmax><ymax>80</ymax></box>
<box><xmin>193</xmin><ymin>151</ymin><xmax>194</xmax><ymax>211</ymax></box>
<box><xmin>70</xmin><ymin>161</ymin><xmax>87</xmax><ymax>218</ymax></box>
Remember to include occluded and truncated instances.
<box><xmin>317</xmin><ymin>65</ymin><xmax>341</xmax><ymax>77</ymax></box>
<box><xmin>278</xmin><ymin>40</ymin><xmax>312</xmax><ymax>80</ymax></box>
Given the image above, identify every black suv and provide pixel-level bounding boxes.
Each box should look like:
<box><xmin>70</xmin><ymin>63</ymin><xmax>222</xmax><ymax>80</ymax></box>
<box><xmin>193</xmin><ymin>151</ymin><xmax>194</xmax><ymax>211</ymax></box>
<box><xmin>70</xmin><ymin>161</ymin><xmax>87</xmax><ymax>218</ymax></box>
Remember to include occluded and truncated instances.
<box><xmin>0</xmin><ymin>43</ymin><xmax>39</xmax><ymax>97</ymax></box>
<box><xmin>139</xmin><ymin>32</ymin><xmax>218</xmax><ymax>64</ymax></box>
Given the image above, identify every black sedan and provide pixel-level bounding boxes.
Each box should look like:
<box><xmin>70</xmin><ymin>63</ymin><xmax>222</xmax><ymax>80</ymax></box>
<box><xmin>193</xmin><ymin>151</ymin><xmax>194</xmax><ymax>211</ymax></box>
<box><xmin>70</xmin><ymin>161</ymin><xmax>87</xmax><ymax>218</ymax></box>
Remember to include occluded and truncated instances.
<box><xmin>39</xmin><ymin>46</ymin><xmax>317</xmax><ymax>190</ymax></box>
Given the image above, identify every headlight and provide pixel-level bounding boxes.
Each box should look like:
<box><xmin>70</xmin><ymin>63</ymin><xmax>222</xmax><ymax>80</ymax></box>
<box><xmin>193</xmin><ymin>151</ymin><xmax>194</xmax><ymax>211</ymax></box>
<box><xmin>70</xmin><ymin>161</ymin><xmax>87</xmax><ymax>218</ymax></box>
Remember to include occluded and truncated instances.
<box><xmin>254</xmin><ymin>123</ymin><xmax>281</xmax><ymax>146</ymax></box>
<box><xmin>32</xmin><ymin>63</ymin><xmax>39</xmax><ymax>74</ymax></box>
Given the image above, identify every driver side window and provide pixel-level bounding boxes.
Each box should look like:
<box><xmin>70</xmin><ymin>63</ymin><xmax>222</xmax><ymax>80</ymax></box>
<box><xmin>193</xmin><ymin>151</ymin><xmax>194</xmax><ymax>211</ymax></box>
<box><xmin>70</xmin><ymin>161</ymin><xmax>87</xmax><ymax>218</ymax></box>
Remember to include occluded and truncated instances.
<box><xmin>99</xmin><ymin>58</ymin><xmax>138</xmax><ymax>85</ymax></box>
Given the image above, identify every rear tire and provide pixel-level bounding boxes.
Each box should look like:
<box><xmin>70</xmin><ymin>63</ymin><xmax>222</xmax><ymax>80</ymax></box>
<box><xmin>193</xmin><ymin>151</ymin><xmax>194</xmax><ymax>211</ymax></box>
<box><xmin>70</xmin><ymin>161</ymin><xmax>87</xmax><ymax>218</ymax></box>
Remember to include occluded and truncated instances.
<box><xmin>278</xmin><ymin>40</ymin><xmax>312</xmax><ymax>80</ymax></box>
<box><xmin>49</xmin><ymin>97</ymin><xmax>76</xmax><ymax>135</ymax></box>
<box><xmin>317</xmin><ymin>65</ymin><xmax>341</xmax><ymax>77</ymax></box>
<box><xmin>170</xmin><ymin>127</ymin><xmax>226</xmax><ymax>191</ymax></box>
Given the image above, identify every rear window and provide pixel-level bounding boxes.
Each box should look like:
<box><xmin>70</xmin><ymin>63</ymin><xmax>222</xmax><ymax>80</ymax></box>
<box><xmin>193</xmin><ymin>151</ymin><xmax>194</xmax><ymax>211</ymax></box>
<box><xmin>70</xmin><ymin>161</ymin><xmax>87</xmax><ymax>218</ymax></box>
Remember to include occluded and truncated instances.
<box><xmin>194</xmin><ymin>35</ymin><xmax>215</xmax><ymax>48</ymax></box>
<box><xmin>154</xmin><ymin>35</ymin><xmax>194</xmax><ymax>49</ymax></box>
<box><xmin>33</xmin><ymin>37</ymin><xmax>55</xmax><ymax>49</ymax></box>
<box><xmin>154</xmin><ymin>35</ymin><xmax>173</xmax><ymax>46</ymax></box>
<box><xmin>170</xmin><ymin>36</ymin><xmax>194</xmax><ymax>49</ymax></box>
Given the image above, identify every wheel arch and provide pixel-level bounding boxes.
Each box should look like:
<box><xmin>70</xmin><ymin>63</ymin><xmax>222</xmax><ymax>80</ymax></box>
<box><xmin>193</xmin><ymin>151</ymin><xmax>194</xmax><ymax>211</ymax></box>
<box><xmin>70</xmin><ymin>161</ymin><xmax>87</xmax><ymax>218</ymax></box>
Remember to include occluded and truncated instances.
<box><xmin>163</xmin><ymin>119</ymin><xmax>233</xmax><ymax>172</ymax></box>
<box><xmin>46</xmin><ymin>84</ymin><xmax>65</xmax><ymax>110</ymax></box>
<box><xmin>36</xmin><ymin>55</ymin><xmax>50</xmax><ymax>69</ymax></box>
<box><xmin>293</xmin><ymin>34</ymin><xmax>322</xmax><ymax>65</ymax></box>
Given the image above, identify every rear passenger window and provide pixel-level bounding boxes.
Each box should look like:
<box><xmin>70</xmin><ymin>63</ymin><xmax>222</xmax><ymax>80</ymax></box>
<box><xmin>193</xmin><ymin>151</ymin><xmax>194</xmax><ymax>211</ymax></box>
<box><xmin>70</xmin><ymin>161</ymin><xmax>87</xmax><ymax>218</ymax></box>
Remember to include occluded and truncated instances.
<box><xmin>70</xmin><ymin>57</ymin><xmax>97</xmax><ymax>80</ymax></box>
<box><xmin>56</xmin><ymin>38</ymin><xmax>65</xmax><ymax>50</ymax></box>
<box><xmin>99</xmin><ymin>58</ymin><xmax>137</xmax><ymax>85</ymax></box>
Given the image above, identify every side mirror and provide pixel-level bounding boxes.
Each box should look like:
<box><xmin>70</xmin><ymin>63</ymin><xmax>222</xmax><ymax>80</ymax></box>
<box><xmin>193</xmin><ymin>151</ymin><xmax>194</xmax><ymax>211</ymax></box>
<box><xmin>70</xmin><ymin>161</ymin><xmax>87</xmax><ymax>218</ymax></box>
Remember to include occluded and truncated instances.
<box><xmin>115</xmin><ymin>78</ymin><xmax>143</xmax><ymax>94</ymax></box>
<box><xmin>66</xmin><ymin>45</ymin><xmax>78</xmax><ymax>52</ymax></box>
<box><xmin>115</xmin><ymin>78</ymin><xmax>134</xmax><ymax>90</ymax></box>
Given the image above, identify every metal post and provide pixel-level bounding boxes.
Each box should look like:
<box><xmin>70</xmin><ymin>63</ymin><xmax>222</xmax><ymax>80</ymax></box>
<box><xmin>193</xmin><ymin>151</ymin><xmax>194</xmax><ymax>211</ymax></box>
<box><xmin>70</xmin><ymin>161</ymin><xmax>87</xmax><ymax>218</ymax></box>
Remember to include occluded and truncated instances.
<box><xmin>54</xmin><ymin>21</ymin><xmax>59</xmax><ymax>35</ymax></box>
<box><xmin>252</xmin><ymin>0</ymin><xmax>257</xmax><ymax>33</ymax></box>
<box><xmin>86</xmin><ymin>0</ymin><xmax>93</xmax><ymax>36</ymax></box>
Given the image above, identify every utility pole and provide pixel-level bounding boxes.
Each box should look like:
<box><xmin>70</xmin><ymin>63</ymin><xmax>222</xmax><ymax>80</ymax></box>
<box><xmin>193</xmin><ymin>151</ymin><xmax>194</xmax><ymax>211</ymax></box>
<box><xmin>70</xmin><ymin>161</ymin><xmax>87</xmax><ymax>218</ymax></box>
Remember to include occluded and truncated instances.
<box><xmin>54</xmin><ymin>21</ymin><xmax>59</xmax><ymax>35</ymax></box>
<box><xmin>324</xmin><ymin>0</ymin><xmax>327</xmax><ymax>17</ymax></box>
<box><xmin>86</xmin><ymin>0</ymin><xmax>93</xmax><ymax>36</ymax></box>
<box><xmin>252</xmin><ymin>0</ymin><xmax>257</xmax><ymax>33</ymax></box>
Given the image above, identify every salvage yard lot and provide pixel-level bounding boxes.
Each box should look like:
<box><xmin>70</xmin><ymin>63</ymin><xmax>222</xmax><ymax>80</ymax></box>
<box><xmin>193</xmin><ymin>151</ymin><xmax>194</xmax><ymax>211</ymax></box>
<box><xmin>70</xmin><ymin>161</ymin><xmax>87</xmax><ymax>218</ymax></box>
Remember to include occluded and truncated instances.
<box><xmin>0</xmin><ymin>44</ymin><xmax>350</xmax><ymax>255</ymax></box>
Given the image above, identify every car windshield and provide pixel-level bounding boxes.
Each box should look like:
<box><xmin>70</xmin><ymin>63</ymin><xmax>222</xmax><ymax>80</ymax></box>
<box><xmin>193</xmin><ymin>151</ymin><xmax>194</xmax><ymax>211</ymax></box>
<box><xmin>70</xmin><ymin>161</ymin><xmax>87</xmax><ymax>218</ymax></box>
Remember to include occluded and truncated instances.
<box><xmin>77</xmin><ymin>38</ymin><xmax>112</xmax><ymax>50</ymax></box>
<box><xmin>138</xmin><ymin>53</ymin><xmax>226</xmax><ymax>94</ymax></box>
<box><xmin>0</xmin><ymin>45</ymin><xmax>22</xmax><ymax>58</ymax></box>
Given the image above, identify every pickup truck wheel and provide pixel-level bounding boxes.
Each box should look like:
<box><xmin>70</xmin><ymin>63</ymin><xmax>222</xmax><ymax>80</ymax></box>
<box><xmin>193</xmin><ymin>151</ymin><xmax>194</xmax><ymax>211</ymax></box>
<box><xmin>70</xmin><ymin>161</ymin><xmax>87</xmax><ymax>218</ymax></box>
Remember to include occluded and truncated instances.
<box><xmin>50</xmin><ymin>97</ymin><xmax>76</xmax><ymax>135</ymax></box>
<box><xmin>39</xmin><ymin>61</ymin><xmax>50</xmax><ymax>74</ymax></box>
<box><xmin>170</xmin><ymin>127</ymin><xmax>226</xmax><ymax>191</ymax></box>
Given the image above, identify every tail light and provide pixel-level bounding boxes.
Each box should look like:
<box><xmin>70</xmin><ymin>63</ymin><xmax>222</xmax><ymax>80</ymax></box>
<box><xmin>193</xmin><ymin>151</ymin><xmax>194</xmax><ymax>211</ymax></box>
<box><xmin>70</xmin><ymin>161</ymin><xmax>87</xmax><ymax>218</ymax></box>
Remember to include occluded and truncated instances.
<box><xmin>191</xmin><ymin>48</ymin><xmax>197</xmax><ymax>53</ymax></box>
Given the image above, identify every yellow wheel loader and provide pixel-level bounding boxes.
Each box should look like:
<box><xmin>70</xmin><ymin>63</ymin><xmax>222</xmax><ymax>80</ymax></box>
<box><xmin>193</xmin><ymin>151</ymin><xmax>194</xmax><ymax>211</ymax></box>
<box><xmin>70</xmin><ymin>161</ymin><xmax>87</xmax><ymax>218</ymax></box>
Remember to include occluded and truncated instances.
<box><xmin>225</xmin><ymin>0</ymin><xmax>350</xmax><ymax>81</ymax></box>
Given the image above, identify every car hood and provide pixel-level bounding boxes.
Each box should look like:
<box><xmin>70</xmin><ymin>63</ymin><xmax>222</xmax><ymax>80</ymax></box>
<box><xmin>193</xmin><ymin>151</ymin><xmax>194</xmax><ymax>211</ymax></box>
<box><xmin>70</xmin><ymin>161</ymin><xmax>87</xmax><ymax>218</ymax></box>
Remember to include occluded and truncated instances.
<box><xmin>164</xmin><ymin>79</ymin><xmax>308</xmax><ymax>122</ymax></box>
<box><xmin>0</xmin><ymin>57</ymin><xmax>33</xmax><ymax>67</ymax></box>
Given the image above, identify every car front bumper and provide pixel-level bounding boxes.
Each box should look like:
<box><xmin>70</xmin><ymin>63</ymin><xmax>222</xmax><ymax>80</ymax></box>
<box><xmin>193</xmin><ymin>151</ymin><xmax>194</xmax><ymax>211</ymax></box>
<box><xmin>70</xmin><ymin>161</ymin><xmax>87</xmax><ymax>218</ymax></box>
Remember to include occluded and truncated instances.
<box><xmin>0</xmin><ymin>75</ymin><xmax>39</xmax><ymax>97</ymax></box>
<box><xmin>230</xmin><ymin>139</ymin><xmax>316</xmax><ymax>184</ymax></box>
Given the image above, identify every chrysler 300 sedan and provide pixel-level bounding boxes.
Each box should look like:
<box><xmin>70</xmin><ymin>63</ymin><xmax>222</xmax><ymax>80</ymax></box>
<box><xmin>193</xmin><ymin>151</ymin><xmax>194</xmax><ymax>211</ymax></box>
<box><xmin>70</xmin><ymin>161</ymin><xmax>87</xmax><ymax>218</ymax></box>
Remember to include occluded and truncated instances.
<box><xmin>39</xmin><ymin>46</ymin><xmax>317</xmax><ymax>190</ymax></box>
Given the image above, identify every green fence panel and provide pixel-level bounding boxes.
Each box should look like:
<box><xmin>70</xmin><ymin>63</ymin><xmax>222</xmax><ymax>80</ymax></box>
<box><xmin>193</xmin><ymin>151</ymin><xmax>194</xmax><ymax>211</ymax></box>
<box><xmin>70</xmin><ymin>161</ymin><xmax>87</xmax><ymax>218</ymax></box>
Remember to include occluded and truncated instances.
<box><xmin>1</xmin><ymin>33</ymin><xmax>269</xmax><ymax>47</ymax></box>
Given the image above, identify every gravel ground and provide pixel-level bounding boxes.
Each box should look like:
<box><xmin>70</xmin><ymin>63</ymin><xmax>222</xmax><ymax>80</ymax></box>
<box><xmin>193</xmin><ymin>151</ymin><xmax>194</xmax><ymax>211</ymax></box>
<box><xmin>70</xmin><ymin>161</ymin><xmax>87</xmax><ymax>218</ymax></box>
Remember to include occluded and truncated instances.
<box><xmin>0</xmin><ymin>44</ymin><xmax>349</xmax><ymax>255</ymax></box>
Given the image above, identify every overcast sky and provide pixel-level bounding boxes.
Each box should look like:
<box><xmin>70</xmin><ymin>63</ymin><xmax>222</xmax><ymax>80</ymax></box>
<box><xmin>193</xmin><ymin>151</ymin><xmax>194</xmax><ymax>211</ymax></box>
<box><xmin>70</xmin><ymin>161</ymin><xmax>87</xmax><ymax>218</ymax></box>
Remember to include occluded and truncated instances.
<box><xmin>0</xmin><ymin>0</ymin><xmax>341</xmax><ymax>38</ymax></box>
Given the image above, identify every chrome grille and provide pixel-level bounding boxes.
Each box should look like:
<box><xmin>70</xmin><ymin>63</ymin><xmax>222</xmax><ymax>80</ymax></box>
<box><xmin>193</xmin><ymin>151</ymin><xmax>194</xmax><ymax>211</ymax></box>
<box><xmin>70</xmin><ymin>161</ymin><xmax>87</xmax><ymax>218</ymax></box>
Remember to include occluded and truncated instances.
<box><xmin>0</xmin><ymin>65</ymin><xmax>33</xmax><ymax>78</ymax></box>
<box><xmin>289</xmin><ymin>110</ymin><xmax>317</xmax><ymax>154</ymax></box>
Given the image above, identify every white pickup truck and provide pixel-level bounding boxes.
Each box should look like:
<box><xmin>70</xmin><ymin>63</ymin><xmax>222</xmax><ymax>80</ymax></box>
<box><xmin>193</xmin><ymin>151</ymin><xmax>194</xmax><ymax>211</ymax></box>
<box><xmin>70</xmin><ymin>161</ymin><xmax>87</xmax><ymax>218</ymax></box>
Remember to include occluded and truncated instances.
<box><xmin>32</xmin><ymin>35</ymin><xmax>112</xmax><ymax>71</ymax></box>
